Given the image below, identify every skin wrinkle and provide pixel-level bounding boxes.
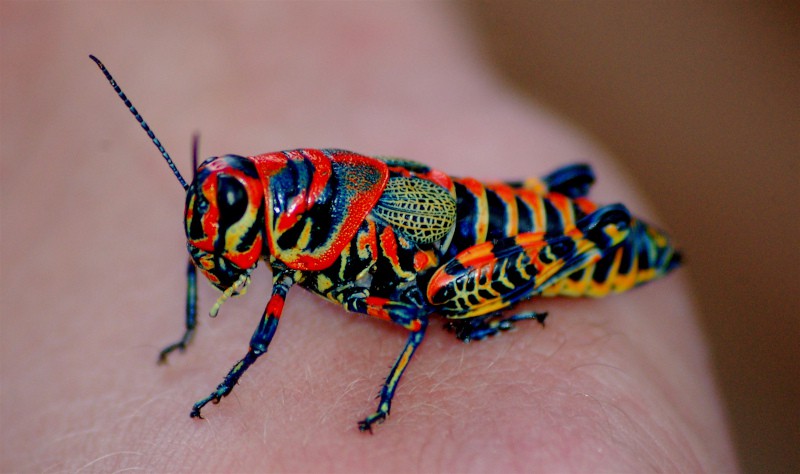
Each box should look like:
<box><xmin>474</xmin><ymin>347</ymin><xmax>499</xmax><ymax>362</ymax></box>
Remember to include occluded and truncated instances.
<box><xmin>74</xmin><ymin>451</ymin><xmax>144</xmax><ymax>474</ymax></box>
<box><xmin>508</xmin><ymin>321</ymin><xmax>693</xmax><ymax>470</ymax></box>
<box><xmin>605</xmin><ymin>306</ymin><xmax>711</xmax><ymax>469</ymax></box>
<box><xmin>566</xmin><ymin>350</ymin><xmax>698</xmax><ymax>471</ymax></box>
<box><xmin>561</xmin><ymin>343</ymin><xmax>671</xmax><ymax>467</ymax></box>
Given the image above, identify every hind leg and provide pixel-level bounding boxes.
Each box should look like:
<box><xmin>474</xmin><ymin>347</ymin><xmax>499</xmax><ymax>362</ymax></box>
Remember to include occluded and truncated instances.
<box><xmin>444</xmin><ymin>311</ymin><xmax>547</xmax><ymax>342</ymax></box>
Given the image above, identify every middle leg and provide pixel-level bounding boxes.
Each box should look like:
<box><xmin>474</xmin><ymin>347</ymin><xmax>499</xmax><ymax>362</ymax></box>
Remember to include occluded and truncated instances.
<box><xmin>355</xmin><ymin>295</ymin><xmax>430</xmax><ymax>433</ymax></box>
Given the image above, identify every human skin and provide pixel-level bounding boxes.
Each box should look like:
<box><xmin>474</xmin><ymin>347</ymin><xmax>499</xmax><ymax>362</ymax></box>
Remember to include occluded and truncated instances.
<box><xmin>1</xmin><ymin>3</ymin><xmax>736</xmax><ymax>472</ymax></box>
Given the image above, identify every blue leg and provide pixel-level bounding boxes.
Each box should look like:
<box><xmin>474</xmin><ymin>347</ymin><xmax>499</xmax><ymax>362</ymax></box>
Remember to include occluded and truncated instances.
<box><xmin>190</xmin><ymin>270</ymin><xmax>296</xmax><ymax>418</ymax></box>
<box><xmin>359</xmin><ymin>314</ymin><xmax>428</xmax><ymax>433</ymax></box>
<box><xmin>541</xmin><ymin>163</ymin><xmax>595</xmax><ymax>198</ymax></box>
<box><xmin>507</xmin><ymin>163</ymin><xmax>596</xmax><ymax>198</ymax></box>
<box><xmin>327</xmin><ymin>287</ymin><xmax>432</xmax><ymax>432</ymax></box>
<box><xmin>159</xmin><ymin>259</ymin><xmax>198</xmax><ymax>363</ymax></box>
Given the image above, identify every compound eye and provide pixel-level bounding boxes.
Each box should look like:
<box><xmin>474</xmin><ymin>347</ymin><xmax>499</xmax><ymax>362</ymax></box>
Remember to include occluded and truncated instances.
<box><xmin>217</xmin><ymin>175</ymin><xmax>248</xmax><ymax>224</ymax></box>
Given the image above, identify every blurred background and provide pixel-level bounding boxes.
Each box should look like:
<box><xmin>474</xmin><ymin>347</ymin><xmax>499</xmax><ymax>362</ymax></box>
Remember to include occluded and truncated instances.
<box><xmin>462</xmin><ymin>2</ymin><xmax>798</xmax><ymax>472</ymax></box>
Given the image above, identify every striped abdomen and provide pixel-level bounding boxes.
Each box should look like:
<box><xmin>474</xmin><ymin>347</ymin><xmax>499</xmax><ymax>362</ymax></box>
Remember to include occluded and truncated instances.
<box><xmin>540</xmin><ymin>218</ymin><xmax>681</xmax><ymax>297</ymax></box>
<box><xmin>445</xmin><ymin>178</ymin><xmax>595</xmax><ymax>258</ymax></box>
<box><xmin>444</xmin><ymin>177</ymin><xmax>680</xmax><ymax>298</ymax></box>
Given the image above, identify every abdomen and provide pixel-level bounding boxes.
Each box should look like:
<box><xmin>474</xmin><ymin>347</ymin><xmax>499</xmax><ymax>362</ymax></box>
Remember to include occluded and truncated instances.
<box><xmin>444</xmin><ymin>177</ymin><xmax>680</xmax><ymax>298</ymax></box>
<box><xmin>445</xmin><ymin>178</ymin><xmax>596</xmax><ymax>259</ymax></box>
<box><xmin>541</xmin><ymin>218</ymin><xmax>681</xmax><ymax>297</ymax></box>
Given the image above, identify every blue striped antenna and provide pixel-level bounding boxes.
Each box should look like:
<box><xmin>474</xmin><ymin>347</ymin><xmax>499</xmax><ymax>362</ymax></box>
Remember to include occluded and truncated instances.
<box><xmin>90</xmin><ymin>55</ymin><xmax>189</xmax><ymax>190</ymax></box>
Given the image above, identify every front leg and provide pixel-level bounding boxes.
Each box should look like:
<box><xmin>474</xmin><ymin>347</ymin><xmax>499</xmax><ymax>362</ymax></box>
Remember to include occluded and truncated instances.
<box><xmin>191</xmin><ymin>269</ymin><xmax>298</xmax><ymax>418</ymax></box>
<box><xmin>158</xmin><ymin>259</ymin><xmax>198</xmax><ymax>363</ymax></box>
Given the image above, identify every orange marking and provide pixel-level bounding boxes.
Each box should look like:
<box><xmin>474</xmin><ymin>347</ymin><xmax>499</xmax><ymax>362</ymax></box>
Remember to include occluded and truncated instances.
<box><xmin>407</xmin><ymin>320</ymin><xmax>422</xmax><ymax>332</ymax></box>
<box><xmin>522</xmin><ymin>177</ymin><xmax>548</xmax><ymax>195</ymax></box>
<box><xmin>413</xmin><ymin>250</ymin><xmax>435</xmax><ymax>272</ymax></box>
<box><xmin>548</xmin><ymin>193</ymin><xmax>575</xmax><ymax>227</ymax></box>
<box><xmin>365</xmin><ymin>296</ymin><xmax>392</xmax><ymax>321</ymax></box>
<box><xmin>454</xmin><ymin>240</ymin><xmax>499</xmax><ymax>268</ymax></box>
<box><xmin>423</xmin><ymin>169</ymin><xmax>454</xmax><ymax>192</ymax></box>
<box><xmin>488</xmin><ymin>182</ymin><xmax>518</xmax><ymax>235</ymax></box>
<box><xmin>426</xmin><ymin>269</ymin><xmax>456</xmax><ymax>303</ymax></box>
<box><xmin>459</xmin><ymin>177</ymin><xmax>489</xmax><ymax>243</ymax></box>
<box><xmin>518</xmin><ymin>189</ymin><xmax>545</xmax><ymax>232</ymax></box>
<box><xmin>574</xmin><ymin>197</ymin><xmax>597</xmax><ymax>216</ymax></box>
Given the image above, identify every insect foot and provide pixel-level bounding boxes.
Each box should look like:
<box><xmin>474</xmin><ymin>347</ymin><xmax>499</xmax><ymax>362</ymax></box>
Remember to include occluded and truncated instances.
<box><xmin>358</xmin><ymin>411</ymin><xmax>388</xmax><ymax>434</ymax></box>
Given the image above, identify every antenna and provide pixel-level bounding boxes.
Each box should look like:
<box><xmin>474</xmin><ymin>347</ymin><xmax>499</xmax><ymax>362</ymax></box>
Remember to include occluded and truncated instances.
<box><xmin>191</xmin><ymin>133</ymin><xmax>199</xmax><ymax>187</ymax></box>
<box><xmin>89</xmin><ymin>55</ymin><xmax>189</xmax><ymax>190</ymax></box>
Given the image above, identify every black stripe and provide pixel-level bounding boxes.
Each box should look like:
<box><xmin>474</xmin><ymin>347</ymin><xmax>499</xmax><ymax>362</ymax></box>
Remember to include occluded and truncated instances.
<box><xmin>516</xmin><ymin>196</ymin><xmax>534</xmax><ymax>233</ymax></box>
<box><xmin>486</xmin><ymin>189</ymin><xmax>508</xmax><ymax>241</ymax></box>
<box><xmin>591</xmin><ymin>253</ymin><xmax>615</xmax><ymax>284</ymax></box>
<box><xmin>449</xmin><ymin>182</ymin><xmax>479</xmax><ymax>258</ymax></box>
<box><xmin>616</xmin><ymin>239</ymin><xmax>633</xmax><ymax>276</ymax></box>
<box><xmin>544</xmin><ymin>199</ymin><xmax>564</xmax><ymax>235</ymax></box>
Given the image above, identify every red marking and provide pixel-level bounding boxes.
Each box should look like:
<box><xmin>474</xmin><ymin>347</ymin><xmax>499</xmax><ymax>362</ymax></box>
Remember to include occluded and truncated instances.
<box><xmin>460</xmin><ymin>177</ymin><xmax>484</xmax><ymax>197</ymax></box>
<box><xmin>199</xmin><ymin>268</ymin><xmax>220</xmax><ymax>285</ymax></box>
<box><xmin>426</xmin><ymin>269</ymin><xmax>456</xmax><ymax>303</ymax></box>
<box><xmin>385</xmin><ymin>163</ymin><xmax>453</xmax><ymax>193</ymax></box>
<box><xmin>266</xmin><ymin>294</ymin><xmax>285</xmax><ymax>318</ymax></box>
<box><xmin>455</xmin><ymin>241</ymin><xmax>496</xmax><ymax>268</ymax></box>
<box><xmin>227</xmin><ymin>233</ymin><xmax>263</xmax><ymax>270</ymax></box>
<box><xmin>276</xmin><ymin>193</ymin><xmax>307</xmax><ymax>233</ymax></box>
<box><xmin>413</xmin><ymin>251</ymin><xmax>431</xmax><ymax>272</ymax></box>
<box><xmin>487</xmin><ymin>182</ymin><xmax>516</xmax><ymax>204</ymax></box>
<box><xmin>357</xmin><ymin>219</ymin><xmax>378</xmax><ymax>258</ymax></box>
<box><xmin>303</xmin><ymin>150</ymin><xmax>332</xmax><ymax>209</ymax></box>
<box><xmin>422</xmin><ymin>169</ymin><xmax>454</xmax><ymax>192</ymax></box>
<box><xmin>380</xmin><ymin>226</ymin><xmax>400</xmax><ymax>268</ymax></box>
<box><xmin>192</xmin><ymin>176</ymin><xmax>219</xmax><ymax>252</ymax></box>
<box><xmin>387</xmin><ymin>166</ymin><xmax>412</xmax><ymax>177</ymax></box>
<box><xmin>228</xmin><ymin>170</ymin><xmax>265</xmax><ymax>269</ymax></box>
<box><xmin>365</xmin><ymin>296</ymin><xmax>392</xmax><ymax>321</ymax></box>
<box><xmin>252</xmin><ymin>153</ymin><xmax>288</xmax><ymax>261</ymax></box>
<box><xmin>190</xmin><ymin>162</ymin><xmax>267</xmax><ymax>273</ymax></box>
<box><xmin>251</xmin><ymin>152</ymin><xmax>289</xmax><ymax>179</ymax></box>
